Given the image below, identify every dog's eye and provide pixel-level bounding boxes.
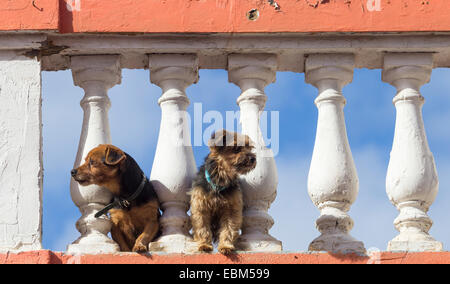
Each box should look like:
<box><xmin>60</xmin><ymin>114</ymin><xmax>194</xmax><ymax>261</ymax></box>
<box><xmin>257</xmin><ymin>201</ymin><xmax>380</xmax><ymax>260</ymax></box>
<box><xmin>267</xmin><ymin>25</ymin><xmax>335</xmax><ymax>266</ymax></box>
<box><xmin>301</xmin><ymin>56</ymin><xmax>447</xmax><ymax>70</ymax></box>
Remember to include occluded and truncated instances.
<box><xmin>89</xmin><ymin>159</ymin><xmax>96</xmax><ymax>167</ymax></box>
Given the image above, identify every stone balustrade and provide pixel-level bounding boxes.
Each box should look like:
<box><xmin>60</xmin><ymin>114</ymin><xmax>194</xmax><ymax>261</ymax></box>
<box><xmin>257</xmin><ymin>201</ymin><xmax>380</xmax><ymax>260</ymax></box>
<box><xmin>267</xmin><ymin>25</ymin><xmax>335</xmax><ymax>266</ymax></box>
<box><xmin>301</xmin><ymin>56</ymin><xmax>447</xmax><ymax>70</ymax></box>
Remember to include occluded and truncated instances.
<box><xmin>0</xmin><ymin>33</ymin><xmax>447</xmax><ymax>255</ymax></box>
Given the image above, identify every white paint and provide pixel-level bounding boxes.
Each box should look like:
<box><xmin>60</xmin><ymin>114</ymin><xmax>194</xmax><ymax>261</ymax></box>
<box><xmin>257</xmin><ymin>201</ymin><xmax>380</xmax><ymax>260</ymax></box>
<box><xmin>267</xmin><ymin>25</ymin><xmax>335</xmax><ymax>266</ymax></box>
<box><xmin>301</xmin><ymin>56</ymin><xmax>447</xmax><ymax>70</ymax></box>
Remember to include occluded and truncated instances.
<box><xmin>66</xmin><ymin>0</ymin><xmax>81</xmax><ymax>12</ymax></box>
<box><xmin>45</xmin><ymin>34</ymin><xmax>450</xmax><ymax>72</ymax></box>
<box><xmin>305</xmin><ymin>54</ymin><xmax>366</xmax><ymax>255</ymax></box>
<box><xmin>383</xmin><ymin>53</ymin><xmax>443</xmax><ymax>252</ymax></box>
<box><xmin>367</xmin><ymin>0</ymin><xmax>381</xmax><ymax>12</ymax></box>
<box><xmin>67</xmin><ymin>55</ymin><xmax>122</xmax><ymax>255</ymax></box>
<box><xmin>148</xmin><ymin>54</ymin><xmax>198</xmax><ymax>254</ymax></box>
<box><xmin>228</xmin><ymin>54</ymin><xmax>282</xmax><ymax>252</ymax></box>
<box><xmin>0</xmin><ymin>50</ymin><xmax>43</xmax><ymax>252</ymax></box>
<box><xmin>1</xmin><ymin>33</ymin><xmax>450</xmax><ymax>255</ymax></box>
<box><xmin>0</xmin><ymin>34</ymin><xmax>45</xmax><ymax>51</ymax></box>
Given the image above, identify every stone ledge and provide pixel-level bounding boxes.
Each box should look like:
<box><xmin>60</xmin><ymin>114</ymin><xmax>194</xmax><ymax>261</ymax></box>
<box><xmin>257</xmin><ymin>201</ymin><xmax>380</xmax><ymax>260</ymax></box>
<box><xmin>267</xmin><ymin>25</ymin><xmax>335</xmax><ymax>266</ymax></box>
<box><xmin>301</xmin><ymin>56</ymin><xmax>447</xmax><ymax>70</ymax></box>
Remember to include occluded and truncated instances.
<box><xmin>1</xmin><ymin>251</ymin><xmax>450</xmax><ymax>264</ymax></box>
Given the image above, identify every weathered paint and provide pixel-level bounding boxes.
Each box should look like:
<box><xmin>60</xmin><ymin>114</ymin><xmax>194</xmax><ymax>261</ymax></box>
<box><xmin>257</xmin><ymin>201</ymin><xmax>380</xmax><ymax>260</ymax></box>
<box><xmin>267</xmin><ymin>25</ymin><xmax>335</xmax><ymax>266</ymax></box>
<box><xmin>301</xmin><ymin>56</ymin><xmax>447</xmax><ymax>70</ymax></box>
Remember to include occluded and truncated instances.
<box><xmin>67</xmin><ymin>55</ymin><xmax>122</xmax><ymax>255</ymax></box>
<box><xmin>306</xmin><ymin>54</ymin><xmax>365</xmax><ymax>254</ymax></box>
<box><xmin>58</xmin><ymin>0</ymin><xmax>450</xmax><ymax>34</ymax></box>
<box><xmin>0</xmin><ymin>50</ymin><xmax>43</xmax><ymax>252</ymax></box>
<box><xmin>383</xmin><ymin>54</ymin><xmax>442</xmax><ymax>252</ymax></box>
<box><xmin>2</xmin><ymin>251</ymin><xmax>450</xmax><ymax>264</ymax></box>
<box><xmin>2</xmin><ymin>1</ymin><xmax>450</xmax><ymax>33</ymax></box>
<box><xmin>0</xmin><ymin>0</ymin><xmax>59</xmax><ymax>31</ymax></box>
<box><xmin>148</xmin><ymin>54</ymin><xmax>198</xmax><ymax>254</ymax></box>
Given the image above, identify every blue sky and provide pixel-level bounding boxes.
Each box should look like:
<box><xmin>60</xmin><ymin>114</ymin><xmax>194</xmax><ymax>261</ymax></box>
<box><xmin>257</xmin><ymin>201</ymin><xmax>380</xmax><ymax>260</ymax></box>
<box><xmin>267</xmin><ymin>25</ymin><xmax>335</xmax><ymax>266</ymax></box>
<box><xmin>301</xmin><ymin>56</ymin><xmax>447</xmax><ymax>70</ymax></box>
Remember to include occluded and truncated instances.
<box><xmin>42</xmin><ymin>67</ymin><xmax>450</xmax><ymax>252</ymax></box>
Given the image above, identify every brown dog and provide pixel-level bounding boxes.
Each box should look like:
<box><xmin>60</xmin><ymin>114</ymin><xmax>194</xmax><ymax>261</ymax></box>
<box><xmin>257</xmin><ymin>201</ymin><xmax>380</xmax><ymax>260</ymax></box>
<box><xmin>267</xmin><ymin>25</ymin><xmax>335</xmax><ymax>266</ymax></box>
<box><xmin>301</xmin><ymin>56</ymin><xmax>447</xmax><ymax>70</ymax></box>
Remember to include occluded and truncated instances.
<box><xmin>71</xmin><ymin>144</ymin><xmax>160</xmax><ymax>252</ymax></box>
<box><xmin>190</xmin><ymin>130</ymin><xmax>257</xmax><ymax>254</ymax></box>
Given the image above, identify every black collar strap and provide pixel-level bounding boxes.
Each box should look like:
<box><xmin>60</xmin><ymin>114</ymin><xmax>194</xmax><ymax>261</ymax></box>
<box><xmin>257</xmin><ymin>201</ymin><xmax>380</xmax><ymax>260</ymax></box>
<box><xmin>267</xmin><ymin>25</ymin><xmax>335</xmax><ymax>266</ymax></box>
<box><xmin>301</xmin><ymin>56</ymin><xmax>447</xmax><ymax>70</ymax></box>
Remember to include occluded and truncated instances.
<box><xmin>95</xmin><ymin>173</ymin><xmax>147</xmax><ymax>218</ymax></box>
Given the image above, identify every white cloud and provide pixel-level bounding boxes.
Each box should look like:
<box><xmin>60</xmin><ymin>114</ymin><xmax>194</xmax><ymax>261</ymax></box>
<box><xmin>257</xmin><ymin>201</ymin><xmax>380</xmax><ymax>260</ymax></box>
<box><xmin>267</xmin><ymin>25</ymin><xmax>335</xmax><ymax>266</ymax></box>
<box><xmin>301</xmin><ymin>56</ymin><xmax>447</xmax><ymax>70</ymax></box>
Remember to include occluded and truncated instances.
<box><xmin>270</xmin><ymin>153</ymin><xmax>317</xmax><ymax>252</ymax></box>
<box><xmin>350</xmin><ymin>145</ymin><xmax>397</xmax><ymax>251</ymax></box>
<box><xmin>351</xmin><ymin>144</ymin><xmax>450</xmax><ymax>251</ymax></box>
<box><xmin>270</xmin><ymin>144</ymin><xmax>444</xmax><ymax>252</ymax></box>
<box><xmin>51</xmin><ymin>218</ymin><xmax>79</xmax><ymax>252</ymax></box>
<box><xmin>40</xmin><ymin>68</ymin><xmax>450</xmax><ymax>253</ymax></box>
<box><xmin>270</xmin><ymin>146</ymin><xmax>393</xmax><ymax>252</ymax></box>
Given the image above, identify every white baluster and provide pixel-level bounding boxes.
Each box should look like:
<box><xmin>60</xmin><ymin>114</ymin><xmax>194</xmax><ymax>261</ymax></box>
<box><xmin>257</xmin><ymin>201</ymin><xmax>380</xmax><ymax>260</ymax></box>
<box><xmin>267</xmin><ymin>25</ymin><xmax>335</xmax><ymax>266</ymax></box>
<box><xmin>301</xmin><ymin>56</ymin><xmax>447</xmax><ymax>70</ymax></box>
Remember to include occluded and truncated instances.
<box><xmin>148</xmin><ymin>54</ymin><xmax>198</xmax><ymax>253</ymax></box>
<box><xmin>305</xmin><ymin>54</ymin><xmax>365</xmax><ymax>254</ymax></box>
<box><xmin>383</xmin><ymin>53</ymin><xmax>442</xmax><ymax>252</ymax></box>
<box><xmin>67</xmin><ymin>55</ymin><xmax>121</xmax><ymax>254</ymax></box>
<box><xmin>228</xmin><ymin>54</ymin><xmax>282</xmax><ymax>252</ymax></box>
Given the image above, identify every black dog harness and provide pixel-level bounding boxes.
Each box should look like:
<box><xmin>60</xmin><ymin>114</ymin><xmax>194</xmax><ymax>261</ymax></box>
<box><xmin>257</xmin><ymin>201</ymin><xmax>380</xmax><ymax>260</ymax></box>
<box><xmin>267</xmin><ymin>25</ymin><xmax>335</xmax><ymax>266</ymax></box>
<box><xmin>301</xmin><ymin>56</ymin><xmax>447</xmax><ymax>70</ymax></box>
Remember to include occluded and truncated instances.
<box><xmin>95</xmin><ymin>174</ymin><xmax>147</xmax><ymax>218</ymax></box>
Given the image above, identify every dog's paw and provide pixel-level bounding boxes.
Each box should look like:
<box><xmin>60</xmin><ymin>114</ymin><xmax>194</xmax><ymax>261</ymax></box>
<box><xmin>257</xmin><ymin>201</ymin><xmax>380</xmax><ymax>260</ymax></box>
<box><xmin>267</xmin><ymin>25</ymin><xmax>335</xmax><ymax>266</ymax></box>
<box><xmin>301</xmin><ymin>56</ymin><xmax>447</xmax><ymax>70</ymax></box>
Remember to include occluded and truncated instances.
<box><xmin>218</xmin><ymin>244</ymin><xmax>235</xmax><ymax>255</ymax></box>
<box><xmin>132</xmin><ymin>242</ymin><xmax>148</xmax><ymax>253</ymax></box>
<box><xmin>198</xmin><ymin>243</ymin><xmax>214</xmax><ymax>253</ymax></box>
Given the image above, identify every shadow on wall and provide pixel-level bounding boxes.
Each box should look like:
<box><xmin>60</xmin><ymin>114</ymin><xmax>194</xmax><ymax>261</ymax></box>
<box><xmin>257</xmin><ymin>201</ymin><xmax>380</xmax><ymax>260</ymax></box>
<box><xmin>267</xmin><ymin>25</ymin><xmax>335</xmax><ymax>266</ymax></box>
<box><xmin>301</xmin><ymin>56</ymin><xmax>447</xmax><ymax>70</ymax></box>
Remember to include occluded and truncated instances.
<box><xmin>59</xmin><ymin>0</ymin><xmax>74</xmax><ymax>33</ymax></box>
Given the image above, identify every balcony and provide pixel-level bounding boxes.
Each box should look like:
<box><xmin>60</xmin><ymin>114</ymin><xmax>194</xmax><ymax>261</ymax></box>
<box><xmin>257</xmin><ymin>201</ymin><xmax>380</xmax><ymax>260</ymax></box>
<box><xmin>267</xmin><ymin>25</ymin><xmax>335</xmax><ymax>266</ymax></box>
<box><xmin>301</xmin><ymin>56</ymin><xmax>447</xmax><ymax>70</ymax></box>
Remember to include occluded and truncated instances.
<box><xmin>1</xmin><ymin>0</ymin><xmax>450</xmax><ymax>264</ymax></box>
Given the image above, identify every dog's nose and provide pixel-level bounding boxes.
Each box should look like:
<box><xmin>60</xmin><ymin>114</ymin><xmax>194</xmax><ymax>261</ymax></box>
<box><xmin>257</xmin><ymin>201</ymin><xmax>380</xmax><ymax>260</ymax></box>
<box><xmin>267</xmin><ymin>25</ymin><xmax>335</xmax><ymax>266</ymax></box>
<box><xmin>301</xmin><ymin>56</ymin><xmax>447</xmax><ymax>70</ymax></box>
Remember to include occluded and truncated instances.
<box><xmin>71</xmin><ymin>169</ymin><xmax>77</xmax><ymax>177</ymax></box>
<box><xmin>250</xmin><ymin>156</ymin><xmax>256</xmax><ymax>164</ymax></box>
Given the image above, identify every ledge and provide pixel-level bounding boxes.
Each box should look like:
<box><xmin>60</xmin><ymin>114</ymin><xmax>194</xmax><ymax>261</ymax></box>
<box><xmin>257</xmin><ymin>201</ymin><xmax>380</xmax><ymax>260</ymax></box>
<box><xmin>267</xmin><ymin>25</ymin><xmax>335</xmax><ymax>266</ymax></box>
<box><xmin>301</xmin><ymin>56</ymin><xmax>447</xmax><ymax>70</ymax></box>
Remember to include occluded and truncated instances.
<box><xmin>1</xmin><ymin>251</ymin><xmax>450</xmax><ymax>264</ymax></box>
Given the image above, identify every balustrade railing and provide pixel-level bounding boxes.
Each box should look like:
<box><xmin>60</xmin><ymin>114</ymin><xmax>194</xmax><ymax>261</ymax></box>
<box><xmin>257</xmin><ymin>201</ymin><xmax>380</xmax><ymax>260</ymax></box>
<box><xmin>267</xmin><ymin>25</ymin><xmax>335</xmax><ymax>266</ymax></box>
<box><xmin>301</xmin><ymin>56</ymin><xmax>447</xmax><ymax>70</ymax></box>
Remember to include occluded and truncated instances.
<box><xmin>0</xmin><ymin>33</ymin><xmax>446</xmax><ymax>254</ymax></box>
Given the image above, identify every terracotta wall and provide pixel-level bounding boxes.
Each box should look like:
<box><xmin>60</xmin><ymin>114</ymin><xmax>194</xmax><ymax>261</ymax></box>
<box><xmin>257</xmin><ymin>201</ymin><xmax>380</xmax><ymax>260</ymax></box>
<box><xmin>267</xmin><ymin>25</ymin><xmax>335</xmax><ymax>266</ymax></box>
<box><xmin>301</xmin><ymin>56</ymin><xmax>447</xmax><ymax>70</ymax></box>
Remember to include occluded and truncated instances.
<box><xmin>2</xmin><ymin>251</ymin><xmax>450</xmax><ymax>264</ymax></box>
<box><xmin>2</xmin><ymin>0</ymin><xmax>450</xmax><ymax>33</ymax></box>
<box><xmin>0</xmin><ymin>0</ymin><xmax>58</xmax><ymax>31</ymax></box>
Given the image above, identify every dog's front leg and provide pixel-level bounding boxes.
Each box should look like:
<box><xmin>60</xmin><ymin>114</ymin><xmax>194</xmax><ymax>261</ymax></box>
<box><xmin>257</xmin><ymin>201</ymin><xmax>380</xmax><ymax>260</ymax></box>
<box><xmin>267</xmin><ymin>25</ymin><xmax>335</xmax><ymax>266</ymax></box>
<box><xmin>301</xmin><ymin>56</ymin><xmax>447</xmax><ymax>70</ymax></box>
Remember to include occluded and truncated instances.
<box><xmin>192</xmin><ymin>214</ymin><xmax>214</xmax><ymax>252</ymax></box>
<box><xmin>110</xmin><ymin>209</ymin><xmax>136</xmax><ymax>252</ymax></box>
<box><xmin>218</xmin><ymin>191</ymin><xmax>243</xmax><ymax>255</ymax></box>
<box><xmin>132</xmin><ymin>221</ymin><xmax>159</xmax><ymax>253</ymax></box>
<box><xmin>111</xmin><ymin>224</ymin><xmax>132</xmax><ymax>252</ymax></box>
<box><xmin>190</xmin><ymin>187</ymin><xmax>214</xmax><ymax>252</ymax></box>
<box><xmin>191</xmin><ymin>211</ymin><xmax>214</xmax><ymax>252</ymax></box>
<box><xmin>217</xmin><ymin>210</ymin><xmax>242</xmax><ymax>255</ymax></box>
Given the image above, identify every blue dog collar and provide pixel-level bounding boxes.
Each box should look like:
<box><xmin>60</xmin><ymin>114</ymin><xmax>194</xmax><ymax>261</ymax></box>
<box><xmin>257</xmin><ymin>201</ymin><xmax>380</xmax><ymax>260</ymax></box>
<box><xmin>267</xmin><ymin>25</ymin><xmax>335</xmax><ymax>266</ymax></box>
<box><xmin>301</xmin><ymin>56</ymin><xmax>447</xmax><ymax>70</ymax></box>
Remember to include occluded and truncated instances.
<box><xmin>205</xmin><ymin>169</ymin><xmax>227</xmax><ymax>193</ymax></box>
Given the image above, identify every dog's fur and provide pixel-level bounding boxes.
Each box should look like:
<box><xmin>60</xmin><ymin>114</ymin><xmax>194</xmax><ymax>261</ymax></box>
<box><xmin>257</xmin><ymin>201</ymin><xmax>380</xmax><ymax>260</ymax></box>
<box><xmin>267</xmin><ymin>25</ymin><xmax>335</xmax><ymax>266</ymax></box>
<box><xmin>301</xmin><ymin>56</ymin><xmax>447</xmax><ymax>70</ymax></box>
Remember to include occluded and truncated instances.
<box><xmin>71</xmin><ymin>144</ymin><xmax>160</xmax><ymax>252</ymax></box>
<box><xmin>190</xmin><ymin>130</ymin><xmax>257</xmax><ymax>254</ymax></box>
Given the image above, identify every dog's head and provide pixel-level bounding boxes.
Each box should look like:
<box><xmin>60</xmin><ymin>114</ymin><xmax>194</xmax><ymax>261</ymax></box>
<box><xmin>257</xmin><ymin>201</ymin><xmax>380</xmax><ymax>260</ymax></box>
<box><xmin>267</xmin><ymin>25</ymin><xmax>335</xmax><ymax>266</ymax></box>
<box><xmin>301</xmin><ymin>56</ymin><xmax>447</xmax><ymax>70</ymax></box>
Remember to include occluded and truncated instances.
<box><xmin>208</xmin><ymin>130</ymin><xmax>257</xmax><ymax>175</ymax></box>
<box><xmin>71</xmin><ymin>144</ymin><xmax>126</xmax><ymax>192</ymax></box>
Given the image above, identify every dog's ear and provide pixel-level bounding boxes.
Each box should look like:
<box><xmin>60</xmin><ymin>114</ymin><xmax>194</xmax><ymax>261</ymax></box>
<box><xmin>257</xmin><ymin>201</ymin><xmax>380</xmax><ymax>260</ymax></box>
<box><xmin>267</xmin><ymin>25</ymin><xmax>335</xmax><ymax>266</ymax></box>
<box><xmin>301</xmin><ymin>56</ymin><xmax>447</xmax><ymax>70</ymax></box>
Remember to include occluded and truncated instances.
<box><xmin>209</xmin><ymin>129</ymin><xmax>235</xmax><ymax>148</ymax></box>
<box><xmin>104</xmin><ymin>146</ymin><xmax>126</xmax><ymax>166</ymax></box>
<box><xmin>243</xmin><ymin>134</ymin><xmax>255</xmax><ymax>148</ymax></box>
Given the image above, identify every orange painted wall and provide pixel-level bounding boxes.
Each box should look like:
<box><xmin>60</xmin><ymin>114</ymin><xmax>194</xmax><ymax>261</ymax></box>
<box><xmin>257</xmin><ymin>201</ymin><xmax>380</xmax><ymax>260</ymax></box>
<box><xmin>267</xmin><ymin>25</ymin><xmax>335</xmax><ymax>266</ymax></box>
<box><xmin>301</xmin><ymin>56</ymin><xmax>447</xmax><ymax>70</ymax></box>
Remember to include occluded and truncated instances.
<box><xmin>2</xmin><ymin>251</ymin><xmax>450</xmax><ymax>264</ymax></box>
<box><xmin>2</xmin><ymin>1</ymin><xmax>450</xmax><ymax>33</ymax></box>
<box><xmin>0</xmin><ymin>0</ymin><xmax>59</xmax><ymax>31</ymax></box>
<box><xmin>59</xmin><ymin>0</ymin><xmax>450</xmax><ymax>34</ymax></box>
